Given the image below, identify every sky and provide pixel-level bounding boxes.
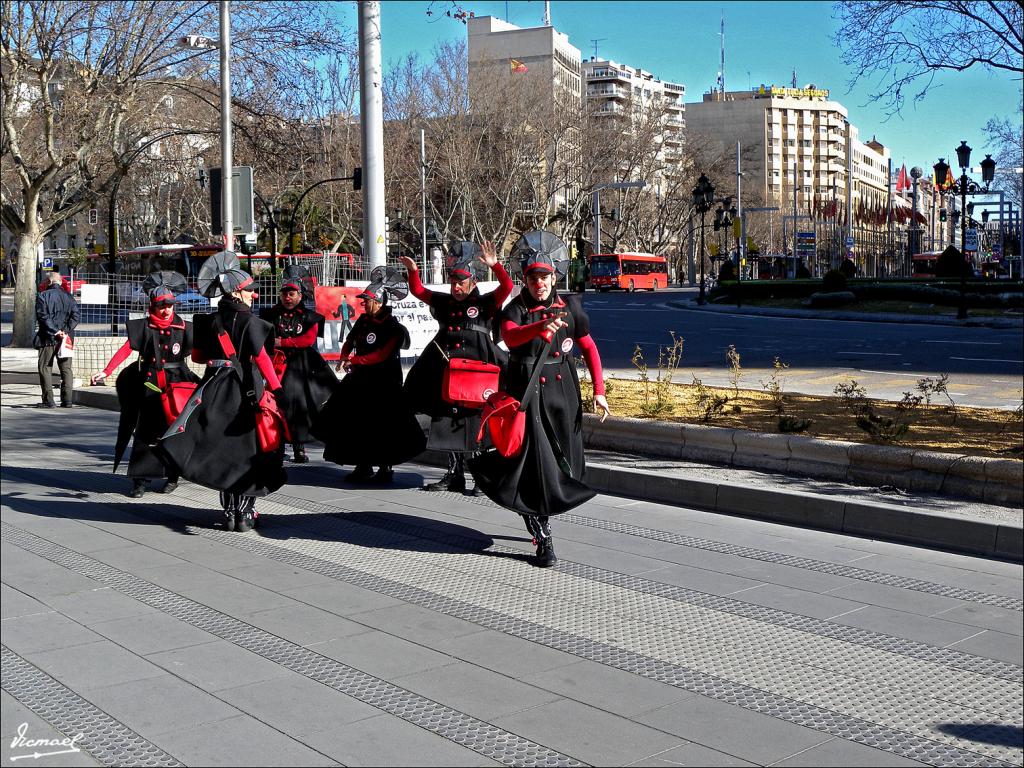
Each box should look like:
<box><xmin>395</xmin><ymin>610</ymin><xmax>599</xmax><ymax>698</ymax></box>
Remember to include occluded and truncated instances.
<box><xmin>335</xmin><ymin>0</ymin><xmax>1019</xmax><ymax>187</ymax></box>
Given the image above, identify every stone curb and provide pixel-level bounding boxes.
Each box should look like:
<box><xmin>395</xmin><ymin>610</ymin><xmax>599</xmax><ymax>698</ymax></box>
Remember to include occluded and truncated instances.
<box><xmin>36</xmin><ymin>383</ymin><xmax>1022</xmax><ymax>563</ymax></box>
<box><xmin>582</xmin><ymin>414</ymin><xmax>1023</xmax><ymax>509</ymax></box>
<box><xmin>665</xmin><ymin>300</ymin><xmax>1024</xmax><ymax>329</ymax></box>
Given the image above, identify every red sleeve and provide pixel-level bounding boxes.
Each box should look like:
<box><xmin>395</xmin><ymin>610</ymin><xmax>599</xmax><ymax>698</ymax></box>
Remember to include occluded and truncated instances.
<box><xmin>349</xmin><ymin>335</ymin><xmax>400</xmax><ymax>367</ymax></box>
<box><xmin>102</xmin><ymin>340</ymin><xmax>134</xmax><ymax>377</ymax></box>
<box><xmin>277</xmin><ymin>323</ymin><xmax>318</xmax><ymax>349</ymax></box>
<box><xmin>501</xmin><ymin>317</ymin><xmax>554</xmax><ymax>348</ymax></box>
<box><xmin>491</xmin><ymin>262</ymin><xmax>514</xmax><ymax>305</ymax></box>
<box><xmin>253</xmin><ymin>347</ymin><xmax>283</xmax><ymax>390</ymax></box>
<box><xmin>576</xmin><ymin>334</ymin><xmax>605</xmax><ymax>396</ymax></box>
<box><xmin>407</xmin><ymin>268</ymin><xmax>433</xmax><ymax>303</ymax></box>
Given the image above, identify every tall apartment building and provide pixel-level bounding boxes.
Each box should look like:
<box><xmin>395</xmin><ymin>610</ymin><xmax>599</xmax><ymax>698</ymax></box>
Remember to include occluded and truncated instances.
<box><xmin>467</xmin><ymin>16</ymin><xmax>582</xmax><ymax>221</ymax></box>
<box><xmin>686</xmin><ymin>85</ymin><xmax>937</xmax><ymax>273</ymax></box>
<box><xmin>581</xmin><ymin>58</ymin><xmax>686</xmax><ymax>187</ymax></box>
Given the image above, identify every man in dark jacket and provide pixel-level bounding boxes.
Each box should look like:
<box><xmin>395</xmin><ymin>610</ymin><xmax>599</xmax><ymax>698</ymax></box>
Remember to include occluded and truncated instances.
<box><xmin>34</xmin><ymin>270</ymin><xmax>79</xmax><ymax>408</ymax></box>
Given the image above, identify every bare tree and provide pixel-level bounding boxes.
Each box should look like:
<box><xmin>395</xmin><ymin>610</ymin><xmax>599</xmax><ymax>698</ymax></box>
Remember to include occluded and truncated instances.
<box><xmin>834</xmin><ymin>1</ymin><xmax>1023</xmax><ymax>114</ymax></box>
<box><xmin>1</xmin><ymin>0</ymin><xmax>351</xmax><ymax>346</ymax></box>
<box><xmin>982</xmin><ymin>98</ymin><xmax>1023</xmax><ymax>211</ymax></box>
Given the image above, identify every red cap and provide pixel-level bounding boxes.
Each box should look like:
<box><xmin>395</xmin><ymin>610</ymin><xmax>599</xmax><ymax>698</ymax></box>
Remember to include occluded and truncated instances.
<box><xmin>525</xmin><ymin>263</ymin><xmax>555</xmax><ymax>275</ymax></box>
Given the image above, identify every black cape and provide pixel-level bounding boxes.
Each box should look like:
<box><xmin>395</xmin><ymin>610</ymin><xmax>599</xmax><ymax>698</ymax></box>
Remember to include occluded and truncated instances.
<box><xmin>313</xmin><ymin>307</ymin><xmax>425</xmax><ymax>467</ymax></box>
<box><xmin>469</xmin><ymin>291</ymin><xmax>594</xmax><ymax>517</ymax></box>
<box><xmin>259</xmin><ymin>303</ymin><xmax>337</xmax><ymax>442</ymax></box>
<box><xmin>157</xmin><ymin>298</ymin><xmax>287</xmax><ymax>497</ymax></box>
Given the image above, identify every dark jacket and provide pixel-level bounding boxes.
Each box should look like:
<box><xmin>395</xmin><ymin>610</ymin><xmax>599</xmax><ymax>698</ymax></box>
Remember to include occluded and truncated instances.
<box><xmin>34</xmin><ymin>284</ymin><xmax>79</xmax><ymax>348</ymax></box>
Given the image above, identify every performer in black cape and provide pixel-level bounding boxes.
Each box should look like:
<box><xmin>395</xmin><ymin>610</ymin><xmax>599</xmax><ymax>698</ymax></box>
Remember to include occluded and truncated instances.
<box><xmin>469</xmin><ymin>231</ymin><xmax>611</xmax><ymax>567</ymax></box>
<box><xmin>157</xmin><ymin>253</ymin><xmax>286</xmax><ymax>532</ymax></box>
<box><xmin>259</xmin><ymin>267</ymin><xmax>337</xmax><ymax>463</ymax></box>
<box><xmin>312</xmin><ymin>267</ymin><xmax>425</xmax><ymax>483</ymax></box>
<box><xmin>91</xmin><ymin>271</ymin><xmax>199</xmax><ymax>497</ymax></box>
<box><xmin>400</xmin><ymin>240</ymin><xmax>513</xmax><ymax>493</ymax></box>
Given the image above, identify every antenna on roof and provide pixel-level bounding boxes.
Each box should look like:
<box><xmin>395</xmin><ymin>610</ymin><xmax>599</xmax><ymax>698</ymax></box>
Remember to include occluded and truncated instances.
<box><xmin>591</xmin><ymin>38</ymin><xmax>607</xmax><ymax>58</ymax></box>
<box><xmin>543</xmin><ymin>0</ymin><xmax>550</xmax><ymax>26</ymax></box>
<box><xmin>718</xmin><ymin>11</ymin><xmax>725</xmax><ymax>93</ymax></box>
<box><xmin>791</xmin><ymin>68</ymin><xmax>797</xmax><ymax>88</ymax></box>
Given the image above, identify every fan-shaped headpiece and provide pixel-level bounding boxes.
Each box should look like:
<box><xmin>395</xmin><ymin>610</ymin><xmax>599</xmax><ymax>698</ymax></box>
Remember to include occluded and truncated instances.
<box><xmin>509</xmin><ymin>230</ymin><xmax>569</xmax><ymax>277</ymax></box>
<box><xmin>197</xmin><ymin>251</ymin><xmax>254</xmax><ymax>298</ymax></box>
<box><xmin>446</xmin><ymin>241</ymin><xmax>482</xmax><ymax>281</ymax></box>
<box><xmin>357</xmin><ymin>265</ymin><xmax>408</xmax><ymax>304</ymax></box>
<box><xmin>141</xmin><ymin>270</ymin><xmax>188</xmax><ymax>305</ymax></box>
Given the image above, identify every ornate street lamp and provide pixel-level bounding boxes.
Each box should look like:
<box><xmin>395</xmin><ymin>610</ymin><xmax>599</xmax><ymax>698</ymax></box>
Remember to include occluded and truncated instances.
<box><xmin>691</xmin><ymin>173</ymin><xmax>715</xmax><ymax>305</ymax></box>
<box><xmin>933</xmin><ymin>143</ymin><xmax>996</xmax><ymax>319</ymax></box>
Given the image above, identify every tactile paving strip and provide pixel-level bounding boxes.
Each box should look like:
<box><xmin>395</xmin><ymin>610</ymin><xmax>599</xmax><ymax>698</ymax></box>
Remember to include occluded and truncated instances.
<box><xmin>559</xmin><ymin>513</ymin><xmax>1024</xmax><ymax>612</ymax></box>
<box><xmin>178</xmin><ymin>519</ymin><xmax>1021</xmax><ymax>768</ymax></box>
<box><xmin>53</xmin><ymin>473</ymin><xmax>1014</xmax><ymax>768</ymax></box>
<box><xmin>4</xmin><ymin>462</ymin><xmax>1021</xmax><ymax>766</ymax></box>
<box><xmin>1</xmin><ymin>645</ymin><xmax>183</xmax><ymax>767</ymax></box>
<box><xmin>0</xmin><ymin>522</ymin><xmax>585</xmax><ymax>768</ymax></box>
<box><xmin>262</xmin><ymin>488</ymin><xmax>1022</xmax><ymax>684</ymax></box>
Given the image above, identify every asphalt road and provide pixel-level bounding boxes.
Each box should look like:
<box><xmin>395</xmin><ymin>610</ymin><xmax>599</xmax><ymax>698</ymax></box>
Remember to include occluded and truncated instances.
<box><xmin>581</xmin><ymin>287</ymin><xmax>1024</xmax><ymax>409</ymax></box>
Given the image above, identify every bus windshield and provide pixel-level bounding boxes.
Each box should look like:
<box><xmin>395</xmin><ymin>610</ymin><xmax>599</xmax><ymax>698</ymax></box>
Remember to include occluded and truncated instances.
<box><xmin>589</xmin><ymin>256</ymin><xmax>621</xmax><ymax>277</ymax></box>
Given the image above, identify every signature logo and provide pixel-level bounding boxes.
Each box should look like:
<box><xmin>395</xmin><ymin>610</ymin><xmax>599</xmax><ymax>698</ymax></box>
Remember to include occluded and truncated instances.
<box><xmin>9</xmin><ymin>723</ymin><xmax>84</xmax><ymax>761</ymax></box>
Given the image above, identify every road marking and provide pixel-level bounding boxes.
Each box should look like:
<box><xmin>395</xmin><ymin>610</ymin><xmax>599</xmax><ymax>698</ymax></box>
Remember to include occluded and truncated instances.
<box><xmin>923</xmin><ymin>340</ymin><xmax>1000</xmax><ymax>345</ymax></box>
<box><xmin>949</xmin><ymin>357</ymin><xmax>1023</xmax><ymax>363</ymax></box>
<box><xmin>836</xmin><ymin>351</ymin><xmax>901</xmax><ymax>356</ymax></box>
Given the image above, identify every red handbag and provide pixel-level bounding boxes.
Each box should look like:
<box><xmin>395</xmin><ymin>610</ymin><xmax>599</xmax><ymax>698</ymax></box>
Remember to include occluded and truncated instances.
<box><xmin>475</xmin><ymin>338</ymin><xmax>554</xmax><ymax>458</ymax></box>
<box><xmin>477</xmin><ymin>391</ymin><xmax>527</xmax><ymax>457</ymax></box>
<box><xmin>442</xmin><ymin>357</ymin><xmax>501</xmax><ymax>409</ymax></box>
<box><xmin>254</xmin><ymin>389</ymin><xmax>291</xmax><ymax>452</ymax></box>
<box><xmin>217</xmin><ymin>331</ymin><xmax>291</xmax><ymax>453</ymax></box>
<box><xmin>155</xmin><ymin>365</ymin><xmax>197</xmax><ymax>426</ymax></box>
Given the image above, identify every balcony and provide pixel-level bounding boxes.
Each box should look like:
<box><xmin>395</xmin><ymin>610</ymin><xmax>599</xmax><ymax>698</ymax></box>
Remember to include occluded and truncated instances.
<box><xmin>587</xmin><ymin>85</ymin><xmax>627</xmax><ymax>99</ymax></box>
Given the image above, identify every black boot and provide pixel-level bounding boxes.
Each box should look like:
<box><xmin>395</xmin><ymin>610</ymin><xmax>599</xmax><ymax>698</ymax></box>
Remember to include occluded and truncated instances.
<box><xmin>524</xmin><ymin>515</ymin><xmax>557</xmax><ymax>568</ymax></box>
<box><xmin>292</xmin><ymin>443</ymin><xmax>308</xmax><ymax>463</ymax></box>
<box><xmin>162</xmin><ymin>474</ymin><xmax>179</xmax><ymax>494</ymax></box>
<box><xmin>236</xmin><ymin>496</ymin><xmax>257</xmax><ymax>532</ymax></box>
<box><xmin>424</xmin><ymin>453</ymin><xmax>466</xmax><ymax>492</ymax></box>
<box><xmin>220</xmin><ymin>491</ymin><xmax>237</xmax><ymax>532</ymax></box>
<box><xmin>372</xmin><ymin>466</ymin><xmax>394</xmax><ymax>484</ymax></box>
<box><xmin>129</xmin><ymin>479</ymin><xmax>146</xmax><ymax>498</ymax></box>
<box><xmin>345</xmin><ymin>464</ymin><xmax>374</xmax><ymax>483</ymax></box>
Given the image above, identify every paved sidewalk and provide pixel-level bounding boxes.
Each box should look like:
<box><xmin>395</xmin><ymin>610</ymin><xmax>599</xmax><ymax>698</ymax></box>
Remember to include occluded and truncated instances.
<box><xmin>2</xmin><ymin>382</ymin><xmax>1023</xmax><ymax>767</ymax></box>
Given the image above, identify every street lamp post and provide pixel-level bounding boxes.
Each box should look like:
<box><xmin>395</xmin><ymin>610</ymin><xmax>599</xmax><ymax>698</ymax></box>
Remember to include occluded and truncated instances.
<box><xmin>691</xmin><ymin>173</ymin><xmax>715</xmax><ymax>306</ymax></box>
<box><xmin>933</xmin><ymin>143</ymin><xmax>996</xmax><ymax>320</ymax></box>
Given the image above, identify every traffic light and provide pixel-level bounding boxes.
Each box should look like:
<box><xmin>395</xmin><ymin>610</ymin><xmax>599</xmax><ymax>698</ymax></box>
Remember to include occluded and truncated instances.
<box><xmin>352</xmin><ymin>167</ymin><xmax>362</xmax><ymax>191</ymax></box>
<box><xmin>940</xmin><ymin>209</ymin><xmax>947</xmax><ymax>222</ymax></box>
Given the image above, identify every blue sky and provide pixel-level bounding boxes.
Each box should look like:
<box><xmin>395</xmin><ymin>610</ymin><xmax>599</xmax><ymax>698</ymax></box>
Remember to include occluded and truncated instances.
<box><xmin>336</xmin><ymin>0</ymin><xmax>1019</xmax><ymax>183</ymax></box>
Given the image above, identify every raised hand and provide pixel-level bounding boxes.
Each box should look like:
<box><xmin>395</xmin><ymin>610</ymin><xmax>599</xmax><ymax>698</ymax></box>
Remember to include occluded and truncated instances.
<box><xmin>399</xmin><ymin>255</ymin><xmax>417</xmax><ymax>273</ymax></box>
<box><xmin>479</xmin><ymin>240</ymin><xmax>498</xmax><ymax>267</ymax></box>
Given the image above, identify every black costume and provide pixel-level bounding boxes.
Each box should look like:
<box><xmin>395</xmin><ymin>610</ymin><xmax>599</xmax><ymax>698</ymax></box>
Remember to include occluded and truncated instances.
<box><xmin>470</xmin><ymin>291</ymin><xmax>594</xmax><ymax>516</ymax></box>
<box><xmin>403</xmin><ymin>245</ymin><xmax>512</xmax><ymax>491</ymax></box>
<box><xmin>259</xmin><ymin>301</ymin><xmax>336</xmax><ymax>446</ymax></box>
<box><xmin>157</xmin><ymin>258</ymin><xmax>286</xmax><ymax>531</ymax></box>
<box><xmin>313</xmin><ymin>267</ymin><xmax>425</xmax><ymax>482</ymax></box>
<box><xmin>469</xmin><ymin>231</ymin><xmax>607</xmax><ymax>567</ymax></box>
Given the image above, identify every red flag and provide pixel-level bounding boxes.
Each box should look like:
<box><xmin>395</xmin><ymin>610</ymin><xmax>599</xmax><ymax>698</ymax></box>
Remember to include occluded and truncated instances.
<box><xmin>896</xmin><ymin>164</ymin><xmax>910</xmax><ymax>193</ymax></box>
<box><xmin>510</xmin><ymin>58</ymin><xmax>528</xmax><ymax>74</ymax></box>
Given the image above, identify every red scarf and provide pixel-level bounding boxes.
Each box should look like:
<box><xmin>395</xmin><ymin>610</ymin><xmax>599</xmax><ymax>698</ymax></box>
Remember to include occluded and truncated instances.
<box><xmin>148</xmin><ymin>309</ymin><xmax>175</xmax><ymax>329</ymax></box>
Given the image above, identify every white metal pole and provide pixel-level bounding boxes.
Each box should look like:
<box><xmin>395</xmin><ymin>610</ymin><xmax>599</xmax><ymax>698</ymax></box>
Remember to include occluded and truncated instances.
<box><xmin>219</xmin><ymin>1</ymin><xmax>233</xmax><ymax>251</ymax></box>
<box><xmin>592</xmin><ymin>189</ymin><xmax>601</xmax><ymax>256</ymax></box>
<box><xmin>420</xmin><ymin>128</ymin><xmax>427</xmax><ymax>272</ymax></box>
<box><xmin>791</xmin><ymin>161</ymin><xmax>797</xmax><ymax>267</ymax></box>
<box><xmin>736</xmin><ymin>141</ymin><xmax>743</xmax><ymax>277</ymax></box>
<box><xmin>359</xmin><ymin>1</ymin><xmax>386</xmax><ymax>270</ymax></box>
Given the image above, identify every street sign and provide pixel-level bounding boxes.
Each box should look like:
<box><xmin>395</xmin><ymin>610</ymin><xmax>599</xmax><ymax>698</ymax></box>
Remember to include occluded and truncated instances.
<box><xmin>796</xmin><ymin>231</ymin><xmax>816</xmax><ymax>260</ymax></box>
<box><xmin>965</xmin><ymin>228</ymin><xmax>978</xmax><ymax>252</ymax></box>
<box><xmin>42</xmin><ymin>257</ymin><xmax>53</xmax><ymax>269</ymax></box>
<box><xmin>845</xmin><ymin>236</ymin><xmax>855</xmax><ymax>248</ymax></box>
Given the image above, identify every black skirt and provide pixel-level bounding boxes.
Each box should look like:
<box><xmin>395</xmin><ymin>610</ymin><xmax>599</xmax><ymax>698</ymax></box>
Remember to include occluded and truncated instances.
<box><xmin>277</xmin><ymin>347</ymin><xmax>338</xmax><ymax>443</ymax></box>
<box><xmin>157</xmin><ymin>367</ymin><xmax>287</xmax><ymax>497</ymax></box>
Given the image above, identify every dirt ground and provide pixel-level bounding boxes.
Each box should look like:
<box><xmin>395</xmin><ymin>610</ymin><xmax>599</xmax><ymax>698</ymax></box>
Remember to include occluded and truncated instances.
<box><xmin>581</xmin><ymin>378</ymin><xmax>1024</xmax><ymax>460</ymax></box>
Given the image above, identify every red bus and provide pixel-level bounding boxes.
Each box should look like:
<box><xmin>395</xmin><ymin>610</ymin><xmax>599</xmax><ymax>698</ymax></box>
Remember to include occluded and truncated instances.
<box><xmin>911</xmin><ymin>251</ymin><xmax>942</xmax><ymax>278</ymax></box>
<box><xmin>589</xmin><ymin>252</ymin><xmax>669</xmax><ymax>291</ymax></box>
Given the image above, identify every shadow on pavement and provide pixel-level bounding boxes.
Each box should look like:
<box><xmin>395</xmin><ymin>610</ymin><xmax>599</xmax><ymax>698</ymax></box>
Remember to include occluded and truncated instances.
<box><xmin>3</xmin><ymin>466</ymin><xmax>538</xmax><ymax>562</ymax></box>
<box><xmin>935</xmin><ymin>723</ymin><xmax>1023</xmax><ymax>749</ymax></box>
